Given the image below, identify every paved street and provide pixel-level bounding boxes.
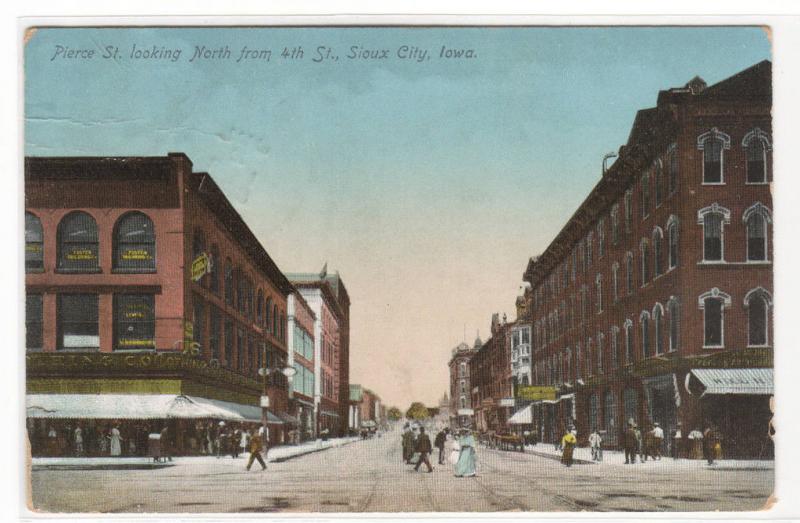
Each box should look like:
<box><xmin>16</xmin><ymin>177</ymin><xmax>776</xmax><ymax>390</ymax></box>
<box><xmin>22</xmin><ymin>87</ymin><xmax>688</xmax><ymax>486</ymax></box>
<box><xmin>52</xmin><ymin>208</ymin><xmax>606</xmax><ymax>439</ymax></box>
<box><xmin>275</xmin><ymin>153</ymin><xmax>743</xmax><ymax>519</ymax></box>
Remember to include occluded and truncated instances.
<box><xmin>29</xmin><ymin>429</ymin><xmax>773</xmax><ymax>513</ymax></box>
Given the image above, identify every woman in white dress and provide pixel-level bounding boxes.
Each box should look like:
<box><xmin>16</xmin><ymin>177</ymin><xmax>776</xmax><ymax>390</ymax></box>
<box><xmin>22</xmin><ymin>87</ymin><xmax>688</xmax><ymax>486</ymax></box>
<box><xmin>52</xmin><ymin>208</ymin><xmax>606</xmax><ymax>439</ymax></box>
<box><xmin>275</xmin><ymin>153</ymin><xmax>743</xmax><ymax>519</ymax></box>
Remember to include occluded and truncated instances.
<box><xmin>109</xmin><ymin>425</ymin><xmax>122</xmax><ymax>456</ymax></box>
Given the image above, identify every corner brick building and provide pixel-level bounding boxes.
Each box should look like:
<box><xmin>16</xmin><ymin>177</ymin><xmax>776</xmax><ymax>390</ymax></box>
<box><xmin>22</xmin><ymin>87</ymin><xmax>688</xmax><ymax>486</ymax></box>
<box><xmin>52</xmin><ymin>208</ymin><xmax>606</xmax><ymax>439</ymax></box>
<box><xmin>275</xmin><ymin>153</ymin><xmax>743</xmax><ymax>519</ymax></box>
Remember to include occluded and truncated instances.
<box><xmin>522</xmin><ymin>61</ymin><xmax>773</xmax><ymax>458</ymax></box>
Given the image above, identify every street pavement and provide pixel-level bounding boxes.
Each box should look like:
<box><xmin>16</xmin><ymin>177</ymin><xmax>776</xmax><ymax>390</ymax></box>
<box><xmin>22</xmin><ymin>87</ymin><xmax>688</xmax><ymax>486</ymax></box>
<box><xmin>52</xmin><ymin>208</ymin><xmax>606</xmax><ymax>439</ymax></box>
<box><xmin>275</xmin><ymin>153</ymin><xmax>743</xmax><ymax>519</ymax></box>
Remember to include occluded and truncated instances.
<box><xmin>28</xmin><ymin>429</ymin><xmax>773</xmax><ymax>513</ymax></box>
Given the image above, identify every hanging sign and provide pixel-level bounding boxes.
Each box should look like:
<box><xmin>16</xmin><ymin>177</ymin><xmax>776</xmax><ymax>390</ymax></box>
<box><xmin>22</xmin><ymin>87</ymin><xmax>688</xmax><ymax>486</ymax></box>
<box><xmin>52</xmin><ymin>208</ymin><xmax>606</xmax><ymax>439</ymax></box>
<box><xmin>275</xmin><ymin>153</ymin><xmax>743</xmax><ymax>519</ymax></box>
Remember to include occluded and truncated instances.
<box><xmin>191</xmin><ymin>253</ymin><xmax>212</xmax><ymax>281</ymax></box>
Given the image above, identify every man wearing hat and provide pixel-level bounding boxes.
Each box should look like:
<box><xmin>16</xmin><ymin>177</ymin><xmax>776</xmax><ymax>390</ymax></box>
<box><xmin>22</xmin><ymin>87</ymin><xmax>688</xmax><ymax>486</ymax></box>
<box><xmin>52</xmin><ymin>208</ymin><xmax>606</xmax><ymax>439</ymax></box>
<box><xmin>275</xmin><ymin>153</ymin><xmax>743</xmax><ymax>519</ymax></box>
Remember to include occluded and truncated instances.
<box><xmin>623</xmin><ymin>419</ymin><xmax>638</xmax><ymax>464</ymax></box>
<box><xmin>651</xmin><ymin>422</ymin><xmax>664</xmax><ymax>460</ymax></box>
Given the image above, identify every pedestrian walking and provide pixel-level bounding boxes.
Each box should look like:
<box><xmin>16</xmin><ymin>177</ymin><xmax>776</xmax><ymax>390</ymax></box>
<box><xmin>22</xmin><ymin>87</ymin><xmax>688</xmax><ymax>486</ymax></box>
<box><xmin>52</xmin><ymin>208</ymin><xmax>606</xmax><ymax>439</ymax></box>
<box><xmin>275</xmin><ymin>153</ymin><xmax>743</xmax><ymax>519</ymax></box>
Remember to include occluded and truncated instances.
<box><xmin>454</xmin><ymin>429</ymin><xmax>477</xmax><ymax>477</ymax></box>
<box><xmin>641</xmin><ymin>424</ymin><xmax>654</xmax><ymax>462</ymax></box>
<box><xmin>245</xmin><ymin>429</ymin><xmax>267</xmax><ymax>471</ymax></box>
<box><xmin>651</xmin><ymin>422</ymin><xmax>664</xmax><ymax>460</ymax></box>
<box><xmin>401</xmin><ymin>423</ymin><xmax>413</xmax><ymax>464</ymax></box>
<box><xmin>109</xmin><ymin>425</ymin><xmax>123</xmax><ymax>456</ymax></box>
<box><xmin>703</xmin><ymin>424</ymin><xmax>720</xmax><ymax>465</ymax></box>
<box><xmin>74</xmin><ymin>425</ymin><xmax>84</xmax><ymax>456</ymax></box>
<box><xmin>434</xmin><ymin>428</ymin><xmax>448</xmax><ymax>465</ymax></box>
<box><xmin>560</xmin><ymin>428</ymin><xmax>577</xmax><ymax>467</ymax></box>
<box><xmin>413</xmin><ymin>427</ymin><xmax>434</xmax><ymax>473</ymax></box>
<box><xmin>624</xmin><ymin>420</ymin><xmax>638</xmax><ymax>464</ymax></box>
<box><xmin>589</xmin><ymin>429</ymin><xmax>602</xmax><ymax>461</ymax></box>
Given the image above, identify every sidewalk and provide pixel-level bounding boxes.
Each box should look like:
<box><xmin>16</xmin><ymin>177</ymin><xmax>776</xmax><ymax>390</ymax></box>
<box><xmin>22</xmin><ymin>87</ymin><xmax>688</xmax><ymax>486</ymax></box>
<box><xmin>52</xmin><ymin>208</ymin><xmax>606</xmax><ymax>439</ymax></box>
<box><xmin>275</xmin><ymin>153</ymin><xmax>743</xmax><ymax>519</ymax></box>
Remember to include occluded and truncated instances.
<box><xmin>32</xmin><ymin>436</ymin><xmax>359</xmax><ymax>470</ymax></box>
<box><xmin>521</xmin><ymin>443</ymin><xmax>774</xmax><ymax>470</ymax></box>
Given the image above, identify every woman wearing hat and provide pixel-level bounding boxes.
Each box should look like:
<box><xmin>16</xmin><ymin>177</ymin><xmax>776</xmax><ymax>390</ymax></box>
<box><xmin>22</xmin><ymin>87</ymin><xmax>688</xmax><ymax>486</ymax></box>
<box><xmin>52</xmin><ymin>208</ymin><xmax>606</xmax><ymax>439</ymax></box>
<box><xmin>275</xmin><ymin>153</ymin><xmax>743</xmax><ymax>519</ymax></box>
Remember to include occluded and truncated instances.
<box><xmin>454</xmin><ymin>428</ymin><xmax>477</xmax><ymax>477</ymax></box>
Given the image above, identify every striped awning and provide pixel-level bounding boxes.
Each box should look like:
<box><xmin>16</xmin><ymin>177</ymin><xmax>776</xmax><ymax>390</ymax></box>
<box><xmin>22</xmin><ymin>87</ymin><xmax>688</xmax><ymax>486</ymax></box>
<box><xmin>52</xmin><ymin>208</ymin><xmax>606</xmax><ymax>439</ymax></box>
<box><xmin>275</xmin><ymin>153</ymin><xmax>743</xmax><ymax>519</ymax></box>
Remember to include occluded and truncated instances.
<box><xmin>507</xmin><ymin>405</ymin><xmax>532</xmax><ymax>425</ymax></box>
<box><xmin>690</xmin><ymin>368</ymin><xmax>773</xmax><ymax>396</ymax></box>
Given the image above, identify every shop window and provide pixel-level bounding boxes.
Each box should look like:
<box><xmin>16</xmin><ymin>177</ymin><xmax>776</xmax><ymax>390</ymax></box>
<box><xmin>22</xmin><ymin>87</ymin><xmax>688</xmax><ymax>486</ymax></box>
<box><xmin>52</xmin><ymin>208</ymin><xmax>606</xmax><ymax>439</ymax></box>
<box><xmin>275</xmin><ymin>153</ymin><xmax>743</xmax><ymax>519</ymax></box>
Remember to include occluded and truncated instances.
<box><xmin>26</xmin><ymin>293</ymin><xmax>43</xmax><ymax>350</ymax></box>
<box><xmin>57</xmin><ymin>294</ymin><xmax>99</xmax><ymax>350</ymax></box>
<box><xmin>745</xmin><ymin>287</ymin><xmax>772</xmax><ymax>347</ymax></box>
<box><xmin>57</xmin><ymin>212</ymin><xmax>99</xmax><ymax>272</ymax></box>
<box><xmin>209</xmin><ymin>306</ymin><xmax>221</xmax><ymax>360</ymax></box>
<box><xmin>698</xmin><ymin>205</ymin><xmax>730</xmax><ymax>262</ymax></box>
<box><xmin>744</xmin><ymin>203</ymin><xmax>771</xmax><ymax>262</ymax></box>
<box><xmin>114</xmin><ymin>294</ymin><xmax>155</xmax><ymax>350</ymax></box>
<box><xmin>25</xmin><ymin>212</ymin><xmax>44</xmax><ymax>272</ymax></box>
<box><xmin>743</xmin><ymin>128</ymin><xmax>770</xmax><ymax>184</ymax></box>
<box><xmin>113</xmin><ymin>212</ymin><xmax>155</xmax><ymax>271</ymax></box>
<box><xmin>698</xmin><ymin>128</ymin><xmax>730</xmax><ymax>184</ymax></box>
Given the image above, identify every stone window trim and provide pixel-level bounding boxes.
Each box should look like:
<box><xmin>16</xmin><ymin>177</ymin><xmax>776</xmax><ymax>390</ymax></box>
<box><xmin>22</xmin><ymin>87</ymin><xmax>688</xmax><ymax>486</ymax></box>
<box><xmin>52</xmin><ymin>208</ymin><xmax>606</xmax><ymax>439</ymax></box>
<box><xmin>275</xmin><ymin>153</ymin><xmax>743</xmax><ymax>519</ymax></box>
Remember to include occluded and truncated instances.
<box><xmin>698</xmin><ymin>287</ymin><xmax>732</xmax><ymax>349</ymax></box>
<box><xmin>743</xmin><ymin>202</ymin><xmax>772</xmax><ymax>263</ymax></box>
<box><xmin>697</xmin><ymin>127</ymin><xmax>732</xmax><ymax>185</ymax></box>
<box><xmin>742</xmin><ymin>128</ymin><xmax>772</xmax><ymax>185</ymax></box>
<box><xmin>744</xmin><ymin>286</ymin><xmax>773</xmax><ymax>348</ymax></box>
<box><xmin>697</xmin><ymin>203</ymin><xmax>731</xmax><ymax>263</ymax></box>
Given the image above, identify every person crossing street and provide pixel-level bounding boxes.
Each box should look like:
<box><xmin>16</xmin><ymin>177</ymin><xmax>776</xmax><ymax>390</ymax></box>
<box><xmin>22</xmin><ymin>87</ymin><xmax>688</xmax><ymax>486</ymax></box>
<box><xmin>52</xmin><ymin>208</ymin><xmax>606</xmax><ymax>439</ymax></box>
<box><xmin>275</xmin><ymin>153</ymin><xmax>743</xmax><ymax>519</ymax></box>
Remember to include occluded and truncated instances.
<box><xmin>413</xmin><ymin>426</ymin><xmax>434</xmax><ymax>473</ymax></box>
<box><xmin>434</xmin><ymin>428</ymin><xmax>449</xmax><ymax>465</ymax></box>
<box><xmin>245</xmin><ymin>429</ymin><xmax>267</xmax><ymax>471</ymax></box>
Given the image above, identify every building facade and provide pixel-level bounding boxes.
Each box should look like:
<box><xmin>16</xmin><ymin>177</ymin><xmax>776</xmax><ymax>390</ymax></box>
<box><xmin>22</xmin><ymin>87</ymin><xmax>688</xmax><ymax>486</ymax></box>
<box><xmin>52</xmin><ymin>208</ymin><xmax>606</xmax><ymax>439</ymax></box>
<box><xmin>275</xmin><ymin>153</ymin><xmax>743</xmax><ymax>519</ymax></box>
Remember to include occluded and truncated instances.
<box><xmin>25</xmin><ymin>153</ymin><xmax>300</xmax><ymax>454</ymax></box>
<box><xmin>286</xmin><ymin>271</ymin><xmax>351</xmax><ymax>437</ymax></box>
<box><xmin>469</xmin><ymin>315</ymin><xmax>515</xmax><ymax>433</ymax></box>
<box><xmin>287</xmin><ymin>291</ymin><xmax>317</xmax><ymax>441</ymax></box>
<box><xmin>523</xmin><ymin>61</ymin><xmax>773</xmax><ymax>457</ymax></box>
<box><xmin>448</xmin><ymin>339</ymin><xmax>479</xmax><ymax>428</ymax></box>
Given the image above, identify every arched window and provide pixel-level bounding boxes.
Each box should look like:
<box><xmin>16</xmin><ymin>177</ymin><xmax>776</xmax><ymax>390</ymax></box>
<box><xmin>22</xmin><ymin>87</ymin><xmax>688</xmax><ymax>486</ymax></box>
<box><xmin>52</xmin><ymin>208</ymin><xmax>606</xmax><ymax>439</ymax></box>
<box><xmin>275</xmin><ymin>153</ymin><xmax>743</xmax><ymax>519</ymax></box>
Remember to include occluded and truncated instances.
<box><xmin>698</xmin><ymin>128</ymin><xmax>731</xmax><ymax>184</ymax></box>
<box><xmin>586</xmin><ymin>338</ymin><xmax>594</xmax><ymax>377</ymax></box>
<box><xmin>641</xmin><ymin>173</ymin><xmax>651</xmax><ymax>218</ymax></box>
<box><xmin>668</xmin><ymin>144</ymin><xmax>678</xmax><ymax>195</ymax></box>
<box><xmin>698</xmin><ymin>204</ymin><xmax>731</xmax><ymax>262</ymax></box>
<box><xmin>699</xmin><ymin>288</ymin><xmax>732</xmax><ymax>348</ymax></box>
<box><xmin>640</xmin><ymin>311</ymin><xmax>651</xmax><ymax>358</ymax></box>
<box><xmin>586</xmin><ymin>232</ymin><xmax>594</xmax><ymax>267</ymax></box>
<box><xmin>652</xmin><ymin>227</ymin><xmax>664</xmax><ymax>277</ymax></box>
<box><xmin>611</xmin><ymin>204</ymin><xmax>620</xmax><ymax>245</ymax></box>
<box><xmin>224</xmin><ymin>259</ymin><xmax>234</xmax><ymax>306</ymax></box>
<box><xmin>575</xmin><ymin>342</ymin><xmax>582</xmax><ymax>380</ymax></box>
<box><xmin>588</xmin><ymin>393</ymin><xmax>599</xmax><ymax>434</ymax></box>
<box><xmin>667</xmin><ymin>216</ymin><xmax>679</xmax><ymax>270</ymax></box>
<box><xmin>653</xmin><ymin>303</ymin><xmax>665</xmax><ymax>355</ymax></box>
<box><xmin>597</xmin><ymin>332</ymin><xmax>605</xmax><ymax>375</ymax></box>
<box><xmin>610</xmin><ymin>327</ymin><xmax>620</xmax><ymax>369</ymax></box>
<box><xmin>595</xmin><ymin>273</ymin><xmax>603</xmax><ymax>314</ymax></box>
<box><xmin>57</xmin><ymin>211</ymin><xmax>99</xmax><ymax>271</ymax></box>
<box><xmin>745</xmin><ymin>287</ymin><xmax>772</xmax><ymax>347</ymax></box>
<box><xmin>744</xmin><ymin>202</ymin><xmax>771</xmax><ymax>262</ymax></box>
<box><xmin>640</xmin><ymin>239</ymin><xmax>650</xmax><ymax>285</ymax></box>
<box><xmin>113</xmin><ymin>212</ymin><xmax>156</xmax><ymax>271</ymax></box>
<box><xmin>612</xmin><ymin>262</ymin><xmax>620</xmax><ymax>303</ymax></box>
<box><xmin>668</xmin><ymin>297</ymin><xmax>680</xmax><ymax>352</ymax></box>
<box><xmin>626</xmin><ymin>252</ymin><xmax>634</xmax><ymax>295</ymax></box>
<box><xmin>256</xmin><ymin>289</ymin><xmax>263</xmax><ymax>325</ymax></box>
<box><xmin>272</xmin><ymin>304</ymin><xmax>279</xmax><ymax>335</ymax></box>
<box><xmin>597</xmin><ymin>219</ymin><xmax>605</xmax><ymax>258</ymax></box>
<box><xmin>624</xmin><ymin>319</ymin><xmax>633</xmax><ymax>364</ymax></box>
<box><xmin>25</xmin><ymin>212</ymin><xmax>44</xmax><ymax>272</ymax></box>
<box><xmin>654</xmin><ymin>159</ymin><xmax>664</xmax><ymax>207</ymax></box>
<box><xmin>460</xmin><ymin>362</ymin><xmax>467</xmax><ymax>377</ymax></box>
<box><xmin>743</xmin><ymin>128</ymin><xmax>771</xmax><ymax>184</ymax></box>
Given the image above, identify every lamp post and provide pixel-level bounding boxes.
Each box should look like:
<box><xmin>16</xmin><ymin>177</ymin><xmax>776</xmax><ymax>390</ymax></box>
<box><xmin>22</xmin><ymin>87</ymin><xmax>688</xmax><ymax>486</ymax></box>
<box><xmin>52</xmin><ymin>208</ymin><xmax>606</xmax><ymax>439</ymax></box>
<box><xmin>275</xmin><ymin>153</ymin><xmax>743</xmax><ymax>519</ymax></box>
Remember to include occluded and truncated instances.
<box><xmin>258</xmin><ymin>347</ymin><xmax>297</xmax><ymax>443</ymax></box>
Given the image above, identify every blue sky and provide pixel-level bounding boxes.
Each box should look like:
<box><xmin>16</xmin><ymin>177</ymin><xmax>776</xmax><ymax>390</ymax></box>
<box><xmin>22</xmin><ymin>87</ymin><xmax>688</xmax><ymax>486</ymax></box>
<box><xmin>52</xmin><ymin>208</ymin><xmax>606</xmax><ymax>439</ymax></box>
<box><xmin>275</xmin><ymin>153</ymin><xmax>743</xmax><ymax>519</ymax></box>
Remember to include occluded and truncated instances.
<box><xmin>25</xmin><ymin>26</ymin><xmax>771</xmax><ymax>407</ymax></box>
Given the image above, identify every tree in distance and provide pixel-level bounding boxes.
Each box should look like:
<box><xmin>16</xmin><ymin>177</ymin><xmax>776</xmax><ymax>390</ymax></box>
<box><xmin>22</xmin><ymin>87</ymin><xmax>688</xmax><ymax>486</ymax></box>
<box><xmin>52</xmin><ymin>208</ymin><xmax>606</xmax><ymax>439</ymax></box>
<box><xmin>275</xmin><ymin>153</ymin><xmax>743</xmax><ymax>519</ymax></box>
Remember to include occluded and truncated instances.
<box><xmin>405</xmin><ymin>402</ymin><xmax>431</xmax><ymax>420</ymax></box>
<box><xmin>387</xmin><ymin>406</ymin><xmax>403</xmax><ymax>421</ymax></box>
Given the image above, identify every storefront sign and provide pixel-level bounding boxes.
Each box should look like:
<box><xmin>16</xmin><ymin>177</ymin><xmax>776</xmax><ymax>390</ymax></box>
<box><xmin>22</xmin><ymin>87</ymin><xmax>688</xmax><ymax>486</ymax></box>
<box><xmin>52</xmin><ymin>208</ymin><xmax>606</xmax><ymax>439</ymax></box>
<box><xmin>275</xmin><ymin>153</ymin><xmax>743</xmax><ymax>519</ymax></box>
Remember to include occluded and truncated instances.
<box><xmin>499</xmin><ymin>398</ymin><xmax>515</xmax><ymax>407</ymax></box>
<box><xmin>191</xmin><ymin>253</ymin><xmax>211</xmax><ymax>281</ymax></box>
<box><xmin>65</xmin><ymin>248</ymin><xmax>97</xmax><ymax>261</ymax></box>
<box><xmin>517</xmin><ymin>386</ymin><xmax>557</xmax><ymax>401</ymax></box>
<box><xmin>120</xmin><ymin>248</ymin><xmax>153</xmax><ymax>261</ymax></box>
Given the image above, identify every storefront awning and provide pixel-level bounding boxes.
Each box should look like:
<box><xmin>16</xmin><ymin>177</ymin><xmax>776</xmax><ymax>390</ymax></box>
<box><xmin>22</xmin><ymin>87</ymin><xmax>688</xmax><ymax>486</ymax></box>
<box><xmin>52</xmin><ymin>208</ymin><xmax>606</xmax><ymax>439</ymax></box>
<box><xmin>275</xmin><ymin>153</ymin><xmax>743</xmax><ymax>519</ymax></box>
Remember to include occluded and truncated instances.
<box><xmin>25</xmin><ymin>394</ymin><xmax>283</xmax><ymax>424</ymax></box>
<box><xmin>689</xmin><ymin>368</ymin><xmax>773</xmax><ymax>397</ymax></box>
<box><xmin>507</xmin><ymin>404</ymin><xmax>532</xmax><ymax>425</ymax></box>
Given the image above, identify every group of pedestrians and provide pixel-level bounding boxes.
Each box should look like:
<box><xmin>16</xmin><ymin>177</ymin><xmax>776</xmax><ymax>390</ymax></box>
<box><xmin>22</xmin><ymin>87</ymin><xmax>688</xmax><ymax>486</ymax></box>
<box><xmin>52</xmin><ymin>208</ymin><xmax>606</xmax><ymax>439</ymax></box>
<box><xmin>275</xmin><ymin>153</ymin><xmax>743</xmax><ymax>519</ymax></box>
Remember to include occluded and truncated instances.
<box><xmin>401</xmin><ymin>422</ymin><xmax>477</xmax><ymax>477</ymax></box>
<box><xmin>622</xmin><ymin>419</ymin><xmax>666</xmax><ymax>464</ymax></box>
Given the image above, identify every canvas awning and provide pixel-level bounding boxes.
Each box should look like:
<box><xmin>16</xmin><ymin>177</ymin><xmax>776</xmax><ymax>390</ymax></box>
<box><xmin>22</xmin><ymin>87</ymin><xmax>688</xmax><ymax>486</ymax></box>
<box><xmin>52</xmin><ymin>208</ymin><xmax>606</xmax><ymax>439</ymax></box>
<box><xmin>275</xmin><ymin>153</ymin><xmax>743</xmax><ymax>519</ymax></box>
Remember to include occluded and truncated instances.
<box><xmin>689</xmin><ymin>368</ymin><xmax>773</xmax><ymax>397</ymax></box>
<box><xmin>25</xmin><ymin>394</ymin><xmax>283</xmax><ymax>423</ymax></box>
<box><xmin>507</xmin><ymin>404</ymin><xmax>533</xmax><ymax>425</ymax></box>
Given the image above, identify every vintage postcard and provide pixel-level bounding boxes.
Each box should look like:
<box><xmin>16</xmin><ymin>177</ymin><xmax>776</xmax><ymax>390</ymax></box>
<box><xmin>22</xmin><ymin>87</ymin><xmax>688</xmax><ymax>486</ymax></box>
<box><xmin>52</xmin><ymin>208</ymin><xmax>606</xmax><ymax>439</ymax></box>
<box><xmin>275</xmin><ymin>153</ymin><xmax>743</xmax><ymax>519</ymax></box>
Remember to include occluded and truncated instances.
<box><xmin>22</xmin><ymin>21</ymin><xmax>777</xmax><ymax>514</ymax></box>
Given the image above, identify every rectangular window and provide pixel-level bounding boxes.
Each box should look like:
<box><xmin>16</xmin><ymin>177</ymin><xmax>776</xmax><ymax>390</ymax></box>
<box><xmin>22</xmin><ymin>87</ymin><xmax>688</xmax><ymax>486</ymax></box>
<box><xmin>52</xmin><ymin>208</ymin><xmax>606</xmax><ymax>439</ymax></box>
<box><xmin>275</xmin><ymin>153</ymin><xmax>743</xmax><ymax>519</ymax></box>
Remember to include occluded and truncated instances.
<box><xmin>209</xmin><ymin>306</ymin><xmax>220</xmax><ymax>360</ymax></box>
<box><xmin>114</xmin><ymin>294</ymin><xmax>155</xmax><ymax>350</ymax></box>
<box><xmin>704</xmin><ymin>140</ymin><xmax>723</xmax><ymax>183</ymax></box>
<box><xmin>58</xmin><ymin>294</ymin><xmax>99</xmax><ymax>350</ymax></box>
<box><xmin>223</xmin><ymin>318</ymin><xmax>233</xmax><ymax>366</ymax></box>
<box><xmin>704</xmin><ymin>298</ymin><xmax>723</xmax><ymax>347</ymax></box>
<box><xmin>703</xmin><ymin>215</ymin><xmax>723</xmax><ymax>261</ymax></box>
<box><xmin>26</xmin><ymin>293</ymin><xmax>43</xmax><ymax>350</ymax></box>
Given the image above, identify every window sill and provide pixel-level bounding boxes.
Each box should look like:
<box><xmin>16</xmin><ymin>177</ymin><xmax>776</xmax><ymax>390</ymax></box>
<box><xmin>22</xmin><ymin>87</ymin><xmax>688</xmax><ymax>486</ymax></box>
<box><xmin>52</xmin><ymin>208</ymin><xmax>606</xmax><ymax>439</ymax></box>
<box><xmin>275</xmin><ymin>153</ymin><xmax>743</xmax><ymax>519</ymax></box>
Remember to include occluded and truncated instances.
<box><xmin>747</xmin><ymin>344</ymin><xmax>772</xmax><ymax>349</ymax></box>
<box><xmin>697</xmin><ymin>260</ymin><xmax>726</xmax><ymax>265</ymax></box>
<box><xmin>112</xmin><ymin>268</ymin><xmax>157</xmax><ymax>274</ymax></box>
<box><xmin>113</xmin><ymin>348</ymin><xmax>157</xmax><ymax>353</ymax></box>
<box><xmin>56</xmin><ymin>348</ymin><xmax>101</xmax><ymax>352</ymax></box>
<box><xmin>702</xmin><ymin>345</ymin><xmax>725</xmax><ymax>350</ymax></box>
<box><xmin>55</xmin><ymin>268</ymin><xmax>102</xmax><ymax>274</ymax></box>
<box><xmin>701</xmin><ymin>182</ymin><xmax>726</xmax><ymax>186</ymax></box>
<box><xmin>745</xmin><ymin>181</ymin><xmax>769</xmax><ymax>186</ymax></box>
<box><xmin>25</xmin><ymin>268</ymin><xmax>45</xmax><ymax>274</ymax></box>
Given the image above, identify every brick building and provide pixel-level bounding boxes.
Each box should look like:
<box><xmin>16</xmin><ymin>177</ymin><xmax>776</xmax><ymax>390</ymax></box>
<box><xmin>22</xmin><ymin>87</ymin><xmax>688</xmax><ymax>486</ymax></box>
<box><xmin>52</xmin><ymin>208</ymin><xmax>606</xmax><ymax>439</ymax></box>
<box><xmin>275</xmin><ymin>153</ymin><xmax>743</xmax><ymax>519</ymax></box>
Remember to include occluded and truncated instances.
<box><xmin>287</xmin><ymin>291</ymin><xmax>317</xmax><ymax>441</ymax></box>
<box><xmin>287</xmin><ymin>271</ymin><xmax>351</xmax><ymax>437</ymax></box>
<box><xmin>469</xmin><ymin>314</ymin><xmax>515</xmax><ymax>433</ymax></box>
<box><xmin>522</xmin><ymin>61</ymin><xmax>773</xmax><ymax>458</ymax></box>
<box><xmin>448</xmin><ymin>339</ymin><xmax>479</xmax><ymax>428</ymax></box>
<box><xmin>25</xmin><ymin>153</ymin><xmax>301</xmax><ymax>454</ymax></box>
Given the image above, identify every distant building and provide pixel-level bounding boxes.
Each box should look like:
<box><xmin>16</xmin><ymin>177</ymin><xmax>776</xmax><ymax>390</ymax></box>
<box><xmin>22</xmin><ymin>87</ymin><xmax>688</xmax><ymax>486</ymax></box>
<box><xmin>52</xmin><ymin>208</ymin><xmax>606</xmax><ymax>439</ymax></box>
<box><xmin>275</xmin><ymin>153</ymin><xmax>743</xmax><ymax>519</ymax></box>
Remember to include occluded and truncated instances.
<box><xmin>469</xmin><ymin>314</ymin><xmax>515</xmax><ymax>433</ymax></box>
<box><xmin>448</xmin><ymin>337</ymin><xmax>479</xmax><ymax>428</ymax></box>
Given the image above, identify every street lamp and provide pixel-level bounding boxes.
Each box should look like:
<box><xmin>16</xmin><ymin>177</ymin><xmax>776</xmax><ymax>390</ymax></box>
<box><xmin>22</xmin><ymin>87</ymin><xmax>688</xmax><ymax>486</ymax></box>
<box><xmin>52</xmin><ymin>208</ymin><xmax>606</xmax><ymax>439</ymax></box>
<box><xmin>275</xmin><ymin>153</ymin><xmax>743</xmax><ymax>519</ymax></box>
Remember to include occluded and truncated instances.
<box><xmin>258</xmin><ymin>351</ymin><xmax>297</xmax><ymax>441</ymax></box>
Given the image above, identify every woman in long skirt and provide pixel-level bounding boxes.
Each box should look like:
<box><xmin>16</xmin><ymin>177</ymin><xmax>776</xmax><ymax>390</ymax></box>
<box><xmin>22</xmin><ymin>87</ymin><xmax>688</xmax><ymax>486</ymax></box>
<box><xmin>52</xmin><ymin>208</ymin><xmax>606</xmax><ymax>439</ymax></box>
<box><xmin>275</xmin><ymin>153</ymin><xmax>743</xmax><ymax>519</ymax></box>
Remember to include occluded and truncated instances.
<box><xmin>454</xmin><ymin>430</ymin><xmax>477</xmax><ymax>477</ymax></box>
<box><xmin>561</xmin><ymin>429</ymin><xmax>577</xmax><ymax>467</ymax></box>
<box><xmin>109</xmin><ymin>425</ymin><xmax>123</xmax><ymax>456</ymax></box>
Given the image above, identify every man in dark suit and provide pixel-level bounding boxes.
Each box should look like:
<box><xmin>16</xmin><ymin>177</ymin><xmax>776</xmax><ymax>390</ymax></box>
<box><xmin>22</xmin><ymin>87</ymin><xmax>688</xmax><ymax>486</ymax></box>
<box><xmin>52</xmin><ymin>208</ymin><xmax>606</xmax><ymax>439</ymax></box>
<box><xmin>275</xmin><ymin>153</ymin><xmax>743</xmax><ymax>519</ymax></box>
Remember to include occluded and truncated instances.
<box><xmin>434</xmin><ymin>428</ymin><xmax>449</xmax><ymax>465</ymax></box>
<box><xmin>414</xmin><ymin>426</ymin><xmax>434</xmax><ymax>472</ymax></box>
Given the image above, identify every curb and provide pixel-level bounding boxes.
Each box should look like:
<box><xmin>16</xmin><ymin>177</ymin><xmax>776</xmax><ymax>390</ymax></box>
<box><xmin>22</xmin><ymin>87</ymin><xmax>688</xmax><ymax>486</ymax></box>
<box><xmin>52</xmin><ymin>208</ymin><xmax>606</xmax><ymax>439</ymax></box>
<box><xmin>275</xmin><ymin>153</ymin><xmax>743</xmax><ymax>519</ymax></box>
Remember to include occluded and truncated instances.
<box><xmin>523</xmin><ymin>449</ymin><xmax>596</xmax><ymax>465</ymax></box>
<box><xmin>267</xmin><ymin>439</ymin><xmax>357</xmax><ymax>463</ymax></box>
